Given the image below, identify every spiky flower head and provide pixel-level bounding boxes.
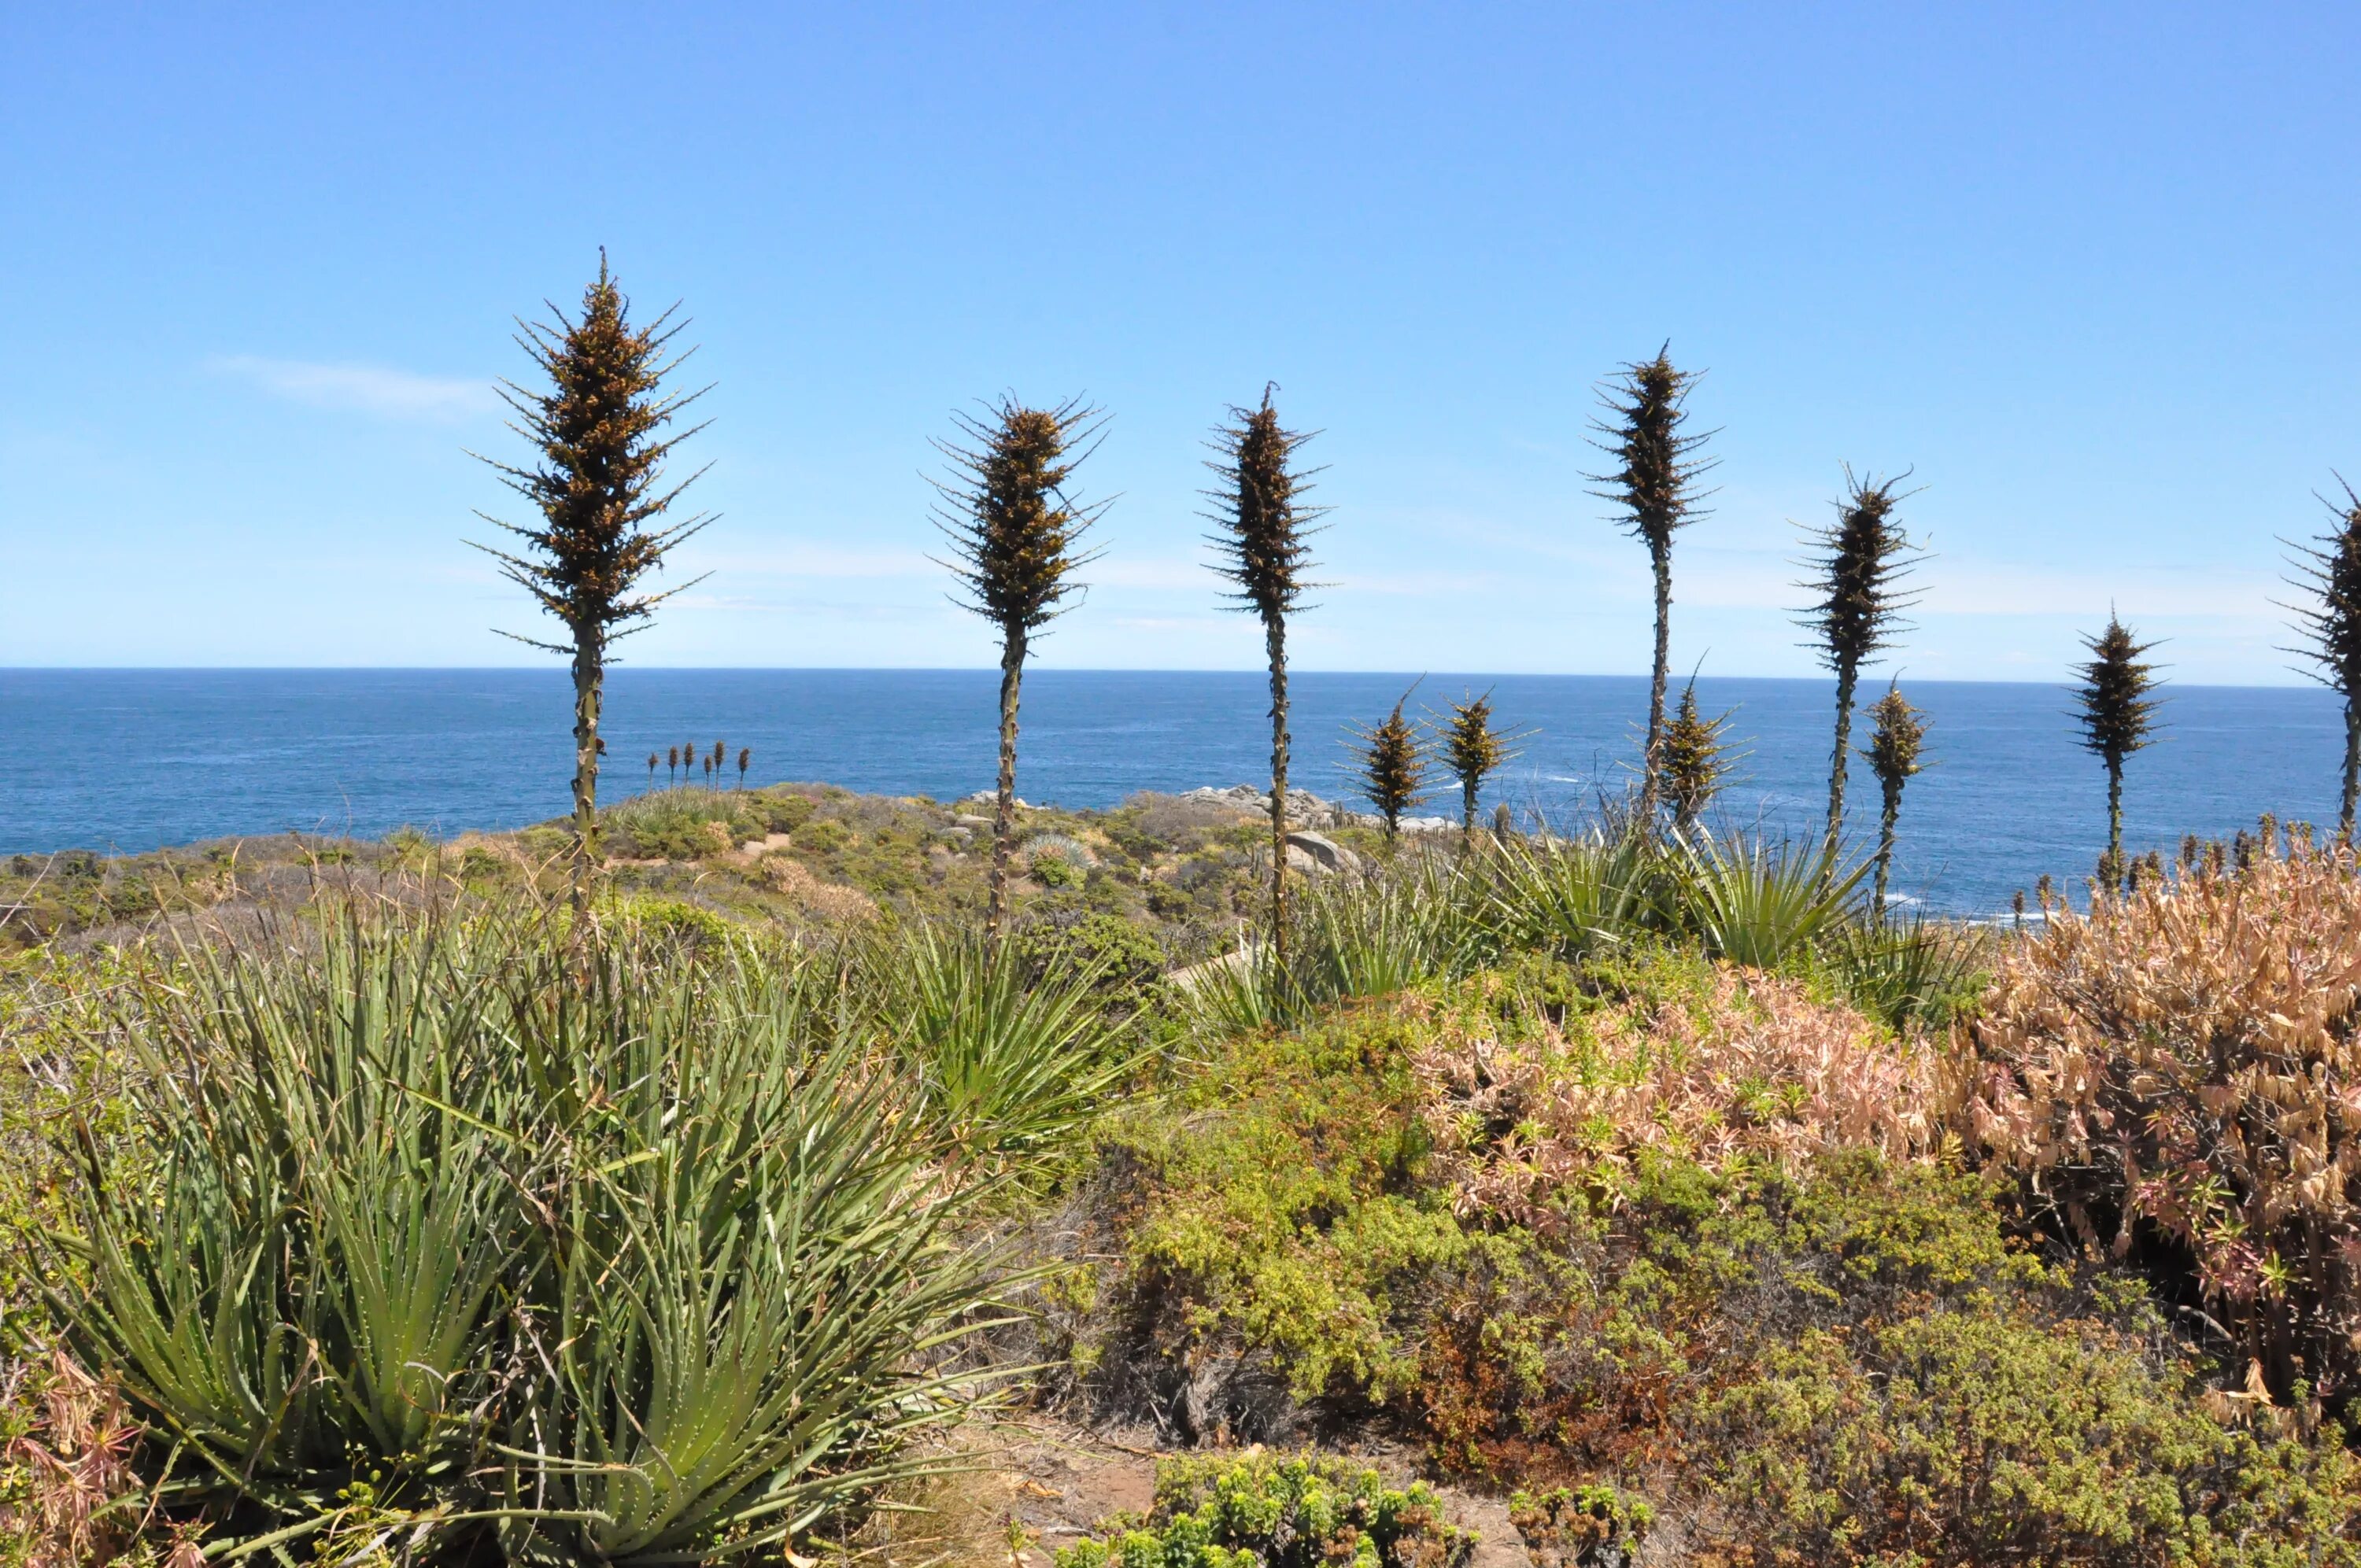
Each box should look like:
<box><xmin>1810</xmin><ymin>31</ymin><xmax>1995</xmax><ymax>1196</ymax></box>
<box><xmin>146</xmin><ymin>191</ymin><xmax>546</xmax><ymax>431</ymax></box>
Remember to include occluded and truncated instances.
<box><xmin>1863</xmin><ymin>681</ymin><xmax>1927</xmax><ymax>790</ymax></box>
<box><xmin>2074</xmin><ymin>614</ymin><xmax>2163</xmax><ymax>766</ymax></box>
<box><xmin>1348</xmin><ymin>687</ymin><xmax>1431</xmax><ymax>836</ymax></box>
<box><xmin>934</xmin><ymin>396</ymin><xmax>1107</xmax><ymax>638</ymax></box>
<box><xmin>1206</xmin><ymin>386</ymin><xmax>1325</xmax><ymax>622</ymax></box>
<box><xmin>1800</xmin><ymin>468</ymin><xmax>1922</xmax><ymax>676</ymax></box>
<box><xmin>738</xmin><ymin>747</ymin><xmax>750</xmax><ymax>771</ymax></box>
<box><xmin>2286</xmin><ymin>477</ymin><xmax>2361</xmax><ymax>698</ymax></box>
<box><xmin>1587</xmin><ymin>345</ymin><xmax>1716</xmax><ymax>555</ymax></box>
<box><xmin>1661</xmin><ymin>681</ymin><xmax>1738</xmax><ymax>827</ymax></box>
<box><xmin>472</xmin><ymin>253</ymin><xmax>712</xmax><ymax>655</ymax></box>
<box><xmin>667</xmin><ymin>745</ymin><xmax>678</xmax><ymax>769</ymax></box>
<box><xmin>1441</xmin><ymin>690</ymin><xmax>1525</xmax><ymax>788</ymax></box>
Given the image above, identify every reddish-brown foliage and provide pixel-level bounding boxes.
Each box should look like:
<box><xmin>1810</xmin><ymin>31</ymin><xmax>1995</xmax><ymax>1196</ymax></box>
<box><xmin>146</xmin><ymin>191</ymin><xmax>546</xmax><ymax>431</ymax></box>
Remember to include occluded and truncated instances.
<box><xmin>1414</xmin><ymin>966</ymin><xmax>1938</xmax><ymax>1231</ymax></box>
<box><xmin>1965</xmin><ymin>834</ymin><xmax>2361</xmax><ymax>1405</ymax></box>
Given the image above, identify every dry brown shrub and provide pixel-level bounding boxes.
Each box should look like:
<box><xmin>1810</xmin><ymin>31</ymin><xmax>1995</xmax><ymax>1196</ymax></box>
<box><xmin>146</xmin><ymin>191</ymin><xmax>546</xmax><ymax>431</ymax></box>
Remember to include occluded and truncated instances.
<box><xmin>759</xmin><ymin>853</ymin><xmax>880</xmax><ymax>924</ymax></box>
<box><xmin>1414</xmin><ymin>966</ymin><xmax>1938</xmax><ymax>1231</ymax></box>
<box><xmin>1964</xmin><ymin>836</ymin><xmax>2361</xmax><ymax>1404</ymax></box>
<box><xmin>2</xmin><ymin>1353</ymin><xmax>158</xmax><ymax>1568</ymax></box>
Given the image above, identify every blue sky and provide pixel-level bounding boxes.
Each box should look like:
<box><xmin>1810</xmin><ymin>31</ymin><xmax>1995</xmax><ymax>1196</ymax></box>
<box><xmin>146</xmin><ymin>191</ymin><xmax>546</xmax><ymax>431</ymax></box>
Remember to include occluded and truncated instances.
<box><xmin>4</xmin><ymin>3</ymin><xmax>2358</xmax><ymax>682</ymax></box>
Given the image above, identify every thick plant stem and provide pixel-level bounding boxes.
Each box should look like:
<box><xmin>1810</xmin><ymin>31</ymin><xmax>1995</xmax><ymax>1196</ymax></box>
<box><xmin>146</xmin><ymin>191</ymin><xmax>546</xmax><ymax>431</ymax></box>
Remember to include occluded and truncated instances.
<box><xmin>2105</xmin><ymin>763</ymin><xmax>2125</xmax><ymax>894</ymax></box>
<box><xmin>569</xmin><ymin>636</ymin><xmax>601</xmax><ymax>917</ymax></box>
<box><xmin>1827</xmin><ymin>666</ymin><xmax>1858</xmax><ymax>855</ymax></box>
<box><xmin>2343</xmin><ymin>700</ymin><xmax>2359</xmax><ymax>844</ymax></box>
<box><xmin>1875</xmin><ymin>783</ymin><xmax>1901</xmax><ymax>915</ymax></box>
<box><xmin>989</xmin><ymin>637</ymin><xmax>1025</xmax><ymax>946</ymax></box>
<box><xmin>1642</xmin><ymin>545</ymin><xmax>1672</xmax><ymax>818</ymax></box>
<box><xmin>1462</xmin><ymin>777</ymin><xmax>1480</xmax><ymax>840</ymax></box>
<box><xmin>1265</xmin><ymin>614</ymin><xmax>1290</xmax><ymax>968</ymax></box>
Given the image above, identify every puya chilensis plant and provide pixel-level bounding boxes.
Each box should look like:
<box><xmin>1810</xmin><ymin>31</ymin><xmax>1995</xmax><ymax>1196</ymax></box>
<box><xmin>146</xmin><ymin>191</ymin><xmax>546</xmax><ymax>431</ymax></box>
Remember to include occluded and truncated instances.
<box><xmin>1347</xmin><ymin>684</ymin><xmax>1432</xmax><ymax>847</ymax></box>
<box><xmin>1587</xmin><ymin>346</ymin><xmax>1715</xmax><ymax>819</ymax></box>
<box><xmin>1861</xmin><ymin>679</ymin><xmax>1927</xmax><ymax>914</ymax></box>
<box><xmin>1207</xmin><ymin>386</ymin><xmax>1326</xmax><ymax>963</ymax></box>
<box><xmin>2285</xmin><ymin>476</ymin><xmax>2361</xmax><ymax>840</ymax></box>
<box><xmin>1797</xmin><ymin>467</ymin><xmax>1921</xmax><ymax>855</ymax></box>
<box><xmin>472</xmin><ymin>252</ymin><xmax>712</xmax><ymax>912</ymax></box>
<box><xmin>935</xmin><ymin>395</ymin><xmax>1108</xmax><ymax>941</ymax></box>
<box><xmin>1437</xmin><ymin>688</ymin><xmax>1530</xmax><ymax>841</ymax></box>
<box><xmin>2073</xmin><ymin>612</ymin><xmax>2163</xmax><ymax>893</ymax></box>
<box><xmin>1660</xmin><ymin>674</ymin><xmax>1739</xmax><ymax>832</ymax></box>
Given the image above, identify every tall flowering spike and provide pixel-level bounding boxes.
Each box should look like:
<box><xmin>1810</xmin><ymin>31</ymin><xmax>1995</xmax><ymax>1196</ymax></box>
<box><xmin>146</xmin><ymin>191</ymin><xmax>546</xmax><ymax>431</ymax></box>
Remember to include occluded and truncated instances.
<box><xmin>934</xmin><ymin>395</ymin><xmax>1109</xmax><ymax>942</ymax></box>
<box><xmin>472</xmin><ymin>253</ymin><xmax>713</xmax><ymax>913</ymax></box>
<box><xmin>1206</xmin><ymin>386</ymin><xmax>1327</xmax><ymax>961</ymax></box>
<box><xmin>1661</xmin><ymin>678</ymin><xmax>1740</xmax><ymax>832</ymax></box>
<box><xmin>1861</xmin><ymin>680</ymin><xmax>1928</xmax><ymax>914</ymax></box>
<box><xmin>1798</xmin><ymin>467</ymin><xmax>1923</xmax><ymax>854</ymax></box>
<box><xmin>1587</xmin><ymin>345</ymin><xmax>1716</xmax><ymax>819</ymax></box>
<box><xmin>1347</xmin><ymin>685</ymin><xmax>1431</xmax><ymax>845</ymax></box>
<box><xmin>1439</xmin><ymin>688</ymin><xmax>1532</xmax><ymax>839</ymax></box>
<box><xmin>2285</xmin><ymin>477</ymin><xmax>2361</xmax><ymax>840</ymax></box>
<box><xmin>2074</xmin><ymin>612</ymin><xmax>2164</xmax><ymax>892</ymax></box>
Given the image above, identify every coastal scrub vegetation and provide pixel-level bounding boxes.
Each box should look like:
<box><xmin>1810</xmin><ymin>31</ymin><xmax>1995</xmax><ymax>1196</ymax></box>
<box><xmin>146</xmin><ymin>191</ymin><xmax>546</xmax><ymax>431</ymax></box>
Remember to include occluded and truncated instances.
<box><xmin>28</xmin><ymin>307</ymin><xmax>2361</xmax><ymax>1568</ymax></box>
<box><xmin>18</xmin><ymin>790</ymin><xmax>2361</xmax><ymax>1563</ymax></box>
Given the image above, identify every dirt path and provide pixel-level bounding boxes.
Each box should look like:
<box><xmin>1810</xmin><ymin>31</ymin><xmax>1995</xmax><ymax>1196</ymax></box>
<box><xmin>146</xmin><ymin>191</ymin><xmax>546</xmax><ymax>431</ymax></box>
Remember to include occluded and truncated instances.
<box><xmin>901</xmin><ymin>1419</ymin><xmax>1532</xmax><ymax>1568</ymax></box>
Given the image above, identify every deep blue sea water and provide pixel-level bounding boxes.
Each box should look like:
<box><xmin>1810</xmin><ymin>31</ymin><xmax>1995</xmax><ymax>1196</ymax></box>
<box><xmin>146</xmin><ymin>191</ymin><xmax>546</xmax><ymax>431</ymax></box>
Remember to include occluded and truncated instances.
<box><xmin>0</xmin><ymin>668</ymin><xmax>2345</xmax><ymax>915</ymax></box>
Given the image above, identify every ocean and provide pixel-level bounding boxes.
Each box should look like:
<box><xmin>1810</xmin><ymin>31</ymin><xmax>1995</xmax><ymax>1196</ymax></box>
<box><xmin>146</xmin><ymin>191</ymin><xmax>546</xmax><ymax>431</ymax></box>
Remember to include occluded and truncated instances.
<box><xmin>0</xmin><ymin>668</ymin><xmax>2345</xmax><ymax>915</ymax></box>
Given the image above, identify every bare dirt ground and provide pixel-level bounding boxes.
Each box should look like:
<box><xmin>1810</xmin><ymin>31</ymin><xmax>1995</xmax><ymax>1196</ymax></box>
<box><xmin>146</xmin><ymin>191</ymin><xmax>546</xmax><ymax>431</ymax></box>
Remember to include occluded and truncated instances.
<box><xmin>866</xmin><ymin>1416</ymin><xmax>1530</xmax><ymax>1568</ymax></box>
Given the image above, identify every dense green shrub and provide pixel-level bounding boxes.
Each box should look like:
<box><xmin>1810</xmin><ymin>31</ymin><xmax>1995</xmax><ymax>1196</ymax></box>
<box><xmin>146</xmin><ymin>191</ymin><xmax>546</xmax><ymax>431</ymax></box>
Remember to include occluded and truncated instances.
<box><xmin>1015</xmin><ymin>911</ymin><xmax>1170</xmax><ymax>1016</ymax></box>
<box><xmin>1700</xmin><ymin>1308</ymin><xmax>2361</xmax><ymax>1565</ymax></box>
<box><xmin>1055</xmin><ymin>1453</ymin><xmax>1472</xmax><ymax>1568</ymax></box>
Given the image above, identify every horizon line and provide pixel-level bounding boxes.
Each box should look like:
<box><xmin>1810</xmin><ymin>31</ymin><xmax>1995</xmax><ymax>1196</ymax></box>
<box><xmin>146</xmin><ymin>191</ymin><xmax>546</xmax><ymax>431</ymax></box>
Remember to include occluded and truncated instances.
<box><xmin>0</xmin><ymin>664</ymin><xmax>2331</xmax><ymax>693</ymax></box>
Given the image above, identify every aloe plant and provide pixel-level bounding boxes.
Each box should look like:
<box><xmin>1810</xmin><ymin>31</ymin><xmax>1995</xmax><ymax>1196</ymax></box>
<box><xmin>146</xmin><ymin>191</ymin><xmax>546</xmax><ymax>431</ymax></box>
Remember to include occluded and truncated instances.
<box><xmin>1588</xmin><ymin>347</ymin><xmax>1714</xmax><ymax>817</ymax></box>
<box><xmin>2073</xmin><ymin>614</ymin><xmax>2163</xmax><ymax>892</ymax></box>
<box><xmin>1798</xmin><ymin>468</ymin><xmax>1920</xmax><ymax>854</ymax></box>
<box><xmin>1438</xmin><ymin>688</ymin><xmax>1529</xmax><ymax>841</ymax></box>
<box><xmin>935</xmin><ymin>397</ymin><xmax>1107</xmax><ymax>941</ymax></box>
<box><xmin>1208</xmin><ymin>387</ymin><xmax>1325</xmax><ymax>966</ymax></box>
<box><xmin>1860</xmin><ymin>680</ymin><xmax>1927</xmax><ymax>914</ymax></box>
<box><xmin>1347</xmin><ymin>684</ymin><xmax>1431</xmax><ymax>846</ymax></box>
<box><xmin>473</xmin><ymin>254</ymin><xmax>712</xmax><ymax>913</ymax></box>
<box><xmin>1659</xmin><ymin>676</ymin><xmax>1739</xmax><ymax>832</ymax></box>
<box><xmin>2286</xmin><ymin>478</ymin><xmax>2361</xmax><ymax>839</ymax></box>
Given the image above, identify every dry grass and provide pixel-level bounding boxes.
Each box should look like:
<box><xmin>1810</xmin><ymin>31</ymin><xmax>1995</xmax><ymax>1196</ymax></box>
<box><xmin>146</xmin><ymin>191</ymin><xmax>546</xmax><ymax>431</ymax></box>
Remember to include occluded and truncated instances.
<box><xmin>1</xmin><ymin>1354</ymin><xmax>161</xmax><ymax>1568</ymax></box>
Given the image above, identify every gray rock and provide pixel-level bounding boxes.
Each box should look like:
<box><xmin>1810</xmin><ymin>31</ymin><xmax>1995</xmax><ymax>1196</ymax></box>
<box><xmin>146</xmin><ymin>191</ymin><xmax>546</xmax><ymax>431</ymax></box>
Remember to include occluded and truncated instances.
<box><xmin>1286</xmin><ymin>830</ymin><xmax>1360</xmax><ymax>874</ymax></box>
<box><xmin>953</xmin><ymin>814</ymin><xmax>993</xmax><ymax>831</ymax></box>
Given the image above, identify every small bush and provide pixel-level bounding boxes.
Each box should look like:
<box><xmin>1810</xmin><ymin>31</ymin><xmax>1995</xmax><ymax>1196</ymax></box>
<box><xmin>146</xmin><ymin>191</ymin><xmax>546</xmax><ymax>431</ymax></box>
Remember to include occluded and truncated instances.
<box><xmin>1056</xmin><ymin>1453</ymin><xmax>1473</xmax><ymax>1568</ymax></box>
<box><xmin>1698</xmin><ymin>1308</ymin><xmax>2361</xmax><ymax>1566</ymax></box>
<box><xmin>1414</xmin><ymin>951</ymin><xmax>1938</xmax><ymax>1226</ymax></box>
<box><xmin>1507</xmin><ymin>1483</ymin><xmax>1651</xmax><ymax>1568</ymax></box>
<box><xmin>1966</xmin><ymin>839</ymin><xmax>2361</xmax><ymax>1408</ymax></box>
<box><xmin>1015</xmin><ymin>911</ymin><xmax>1169</xmax><ymax>1016</ymax></box>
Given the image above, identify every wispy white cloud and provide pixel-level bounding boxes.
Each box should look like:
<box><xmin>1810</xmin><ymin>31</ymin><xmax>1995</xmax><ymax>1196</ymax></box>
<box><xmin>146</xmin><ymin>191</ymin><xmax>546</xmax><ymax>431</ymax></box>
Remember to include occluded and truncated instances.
<box><xmin>209</xmin><ymin>356</ymin><xmax>499</xmax><ymax>419</ymax></box>
<box><xmin>703</xmin><ymin>544</ymin><xmax>937</xmax><ymax>579</ymax></box>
